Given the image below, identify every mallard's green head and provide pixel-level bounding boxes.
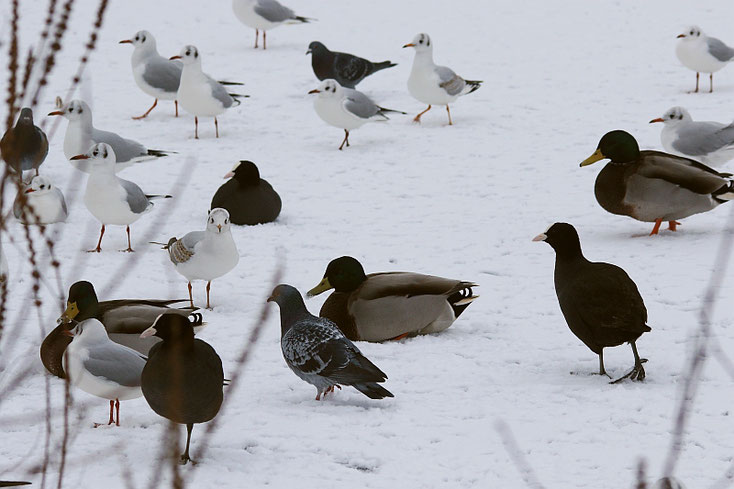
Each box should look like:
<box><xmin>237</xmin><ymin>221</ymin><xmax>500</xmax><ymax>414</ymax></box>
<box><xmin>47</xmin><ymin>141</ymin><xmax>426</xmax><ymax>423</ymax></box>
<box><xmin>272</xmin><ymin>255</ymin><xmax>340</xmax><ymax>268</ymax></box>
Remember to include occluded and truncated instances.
<box><xmin>307</xmin><ymin>256</ymin><xmax>368</xmax><ymax>296</ymax></box>
<box><xmin>62</xmin><ymin>281</ymin><xmax>100</xmax><ymax>322</ymax></box>
<box><xmin>580</xmin><ymin>130</ymin><xmax>640</xmax><ymax>166</ymax></box>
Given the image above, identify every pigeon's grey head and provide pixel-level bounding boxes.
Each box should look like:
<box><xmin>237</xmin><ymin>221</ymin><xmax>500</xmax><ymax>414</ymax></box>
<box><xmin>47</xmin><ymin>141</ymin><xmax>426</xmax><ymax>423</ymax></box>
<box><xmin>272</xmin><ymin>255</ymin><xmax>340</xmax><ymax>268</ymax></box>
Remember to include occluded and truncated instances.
<box><xmin>309</xmin><ymin>79</ymin><xmax>340</xmax><ymax>99</ymax></box>
<box><xmin>70</xmin><ymin>142</ymin><xmax>116</xmax><ymax>169</ymax></box>
<box><xmin>267</xmin><ymin>284</ymin><xmax>304</xmax><ymax>307</ymax></box>
<box><xmin>17</xmin><ymin>107</ymin><xmax>34</xmax><ymax>125</ymax></box>
<box><xmin>48</xmin><ymin>99</ymin><xmax>90</xmax><ymax>122</ymax></box>
<box><xmin>120</xmin><ymin>30</ymin><xmax>156</xmax><ymax>50</ymax></box>
<box><xmin>26</xmin><ymin>175</ymin><xmax>53</xmax><ymax>195</ymax></box>
<box><xmin>677</xmin><ymin>26</ymin><xmax>703</xmax><ymax>40</ymax></box>
<box><xmin>403</xmin><ymin>33</ymin><xmax>432</xmax><ymax>52</ymax></box>
<box><xmin>207</xmin><ymin>208</ymin><xmax>231</xmax><ymax>234</ymax></box>
<box><xmin>306</xmin><ymin>41</ymin><xmax>327</xmax><ymax>55</ymax></box>
<box><xmin>172</xmin><ymin>45</ymin><xmax>200</xmax><ymax>65</ymax></box>
<box><xmin>651</xmin><ymin>106</ymin><xmax>691</xmax><ymax>125</ymax></box>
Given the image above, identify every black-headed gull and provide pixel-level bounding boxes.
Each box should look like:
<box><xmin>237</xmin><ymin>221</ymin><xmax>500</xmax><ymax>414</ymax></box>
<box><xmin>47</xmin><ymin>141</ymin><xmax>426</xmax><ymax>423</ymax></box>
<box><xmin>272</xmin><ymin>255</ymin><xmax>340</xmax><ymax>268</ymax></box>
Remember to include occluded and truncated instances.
<box><xmin>160</xmin><ymin>208</ymin><xmax>239</xmax><ymax>309</ymax></box>
<box><xmin>13</xmin><ymin>175</ymin><xmax>68</xmax><ymax>224</ymax></box>
<box><xmin>48</xmin><ymin>99</ymin><xmax>172</xmax><ymax>172</ymax></box>
<box><xmin>171</xmin><ymin>46</ymin><xmax>246</xmax><ymax>139</ymax></box>
<box><xmin>72</xmin><ymin>143</ymin><xmax>171</xmax><ymax>252</ymax></box>
<box><xmin>308</xmin><ymin>79</ymin><xmax>405</xmax><ymax>150</ymax></box>
<box><xmin>403</xmin><ymin>33</ymin><xmax>482</xmax><ymax>125</ymax></box>
<box><xmin>676</xmin><ymin>26</ymin><xmax>734</xmax><ymax>93</ymax></box>
<box><xmin>119</xmin><ymin>30</ymin><xmax>182</xmax><ymax>119</ymax></box>
<box><xmin>0</xmin><ymin>107</ymin><xmax>48</xmax><ymax>176</ymax></box>
<box><xmin>232</xmin><ymin>0</ymin><xmax>312</xmax><ymax>49</ymax></box>
<box><xmin>306</xmin><ymin>41</ymin><xmax>396</xmax><ymax>89</ymax></box>
<box><xmin>650</xmin><ymin>106</ymin><xmax>734</xmax><ymax>166</ymax></box>
<box><xmin>62</xmin><ymin>318</ymin><xmax>146</xmax><ymax>426</ymax></box>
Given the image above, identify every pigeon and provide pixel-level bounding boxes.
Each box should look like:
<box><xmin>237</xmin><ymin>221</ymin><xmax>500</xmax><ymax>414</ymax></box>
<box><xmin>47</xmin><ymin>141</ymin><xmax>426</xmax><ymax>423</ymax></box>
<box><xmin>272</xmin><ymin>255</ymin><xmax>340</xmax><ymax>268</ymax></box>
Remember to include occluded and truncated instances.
<box><xmin>13</xmin><ymin>175</ymin><xmax>68</xmax><ymax>224</ymax></box>
<box><xmin>579</xmin><ymin>130</ymin><xmax>734</xmax><ymax>235</ymax></box>
<box><xmin>140</xmin><ymin>312</ymin><xmax>224</xmax><ymax>465</ymax></box>
<box><xmin>120</xmin><ymin>30</ymin><xmax>182</xmax><ymax>119</ymax></box>
<box><xmin>48</xmin><ymin>99</ymin><xmax>172</xmax><ymax>172</ymax></box>
<box><xmin>160</xmin><ymin>208</ymin><xmax>239</xmax><ymax>309</ymax></box>
<box><xmin>0</xmin><ymin>107</ymin><xmax>48</xmax><ymax>175</ymax></box>
<box><xmin>650</xmin><ymin>106</ymin><xmax>734</xmax><ymax>166</ymax></box>
<box><xmin>232</xmin><ymin>0</ymin><xmax>312</xmax><ymax>49</ymax></box>
<box><xmin>62</xmin><ymin>318</ymin><xmax>146</xmax><ymax>426</ymax></box>
<box><xmin>533</xmin><ymin>223</ymin><xmax>650</xmax><ymax>383</ymax></box>
<box><xmin>210</xmin><ymin>160</ymin><xmax>281</xmax><ymax>225</ymax></box>
<box><xmin>72</xmin><ymin>143</ymin><xmax>172</xmax><ymax>252</ymax></box>
<box><xmin>403</xmin><ymin>33</ymin><xmax>482</xmax><ymax>125</ymax></box>
<box><xmin>171</xmin><ymin>45</ymin><xmax>246</xmax><ymax>139</ymax></box>
<box><xmin>306</xmin><ymin>41</ymin><xmax>396</xmax><ymax>89</ymax></box>
<box><xmin>267</xmin><ymin>284</ymin><xmax>394</xmax><ymax>400</ymax></box>
<box><xmin>676</xmin><ymin>26</ymin><xmax>734</xmax><ymax>93</ymax></box>
<box><xmin>309</xmin><ymin>79</ymin><xmax>405</xmax><ymax>150</ymax></box>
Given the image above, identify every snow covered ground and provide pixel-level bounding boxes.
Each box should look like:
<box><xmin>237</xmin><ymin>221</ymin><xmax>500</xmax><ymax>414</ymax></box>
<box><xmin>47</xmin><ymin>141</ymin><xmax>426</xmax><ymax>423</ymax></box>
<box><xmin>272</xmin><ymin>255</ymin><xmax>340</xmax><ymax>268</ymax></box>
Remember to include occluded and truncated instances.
<box><xmin>2</xmin><ymin>0</ymin><xmax>734</xmax><ymax>487</ymax></box>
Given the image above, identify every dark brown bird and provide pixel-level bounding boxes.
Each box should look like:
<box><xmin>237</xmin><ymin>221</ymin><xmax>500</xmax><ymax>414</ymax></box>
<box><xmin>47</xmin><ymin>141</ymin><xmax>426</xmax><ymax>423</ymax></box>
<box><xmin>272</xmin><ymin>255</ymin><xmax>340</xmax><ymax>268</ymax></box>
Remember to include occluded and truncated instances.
<box><xmin>0</xmin><ymin>108</ymin><xmax>48</xmax><ymax>176</ymax></box>
<box><xmin>533</xmin><ymin>223</ymin><xmax>650</xmax><ymax>382</ymax></box>
<box><xmin>210</xmin><ymin>160</ymin><xmax>281</xmax><ymax>225</ymax></box>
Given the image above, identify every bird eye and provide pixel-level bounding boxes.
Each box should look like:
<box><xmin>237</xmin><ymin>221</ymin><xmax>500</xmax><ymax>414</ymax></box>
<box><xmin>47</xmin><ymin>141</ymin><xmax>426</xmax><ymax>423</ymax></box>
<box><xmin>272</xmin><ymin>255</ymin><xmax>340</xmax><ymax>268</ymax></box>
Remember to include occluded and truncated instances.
<box><xmin>40</xmin><ymin>185</ymin><xmax>45</xmax><ymax>189</ymax></box>
<box><xmin>679</xmin><ymin>114</ymin><xmax>683</xmax><ymax>119</ymax></box>
<box><xmin>210</xmin><ymin>218</ymin><xmax>214</xmax><ymax>223</ymax></box>
<box><xmin>690</xmin><ymin>30</ymin><xmax>695</xmax><ymax>35</ymax></box>
<box><xmin>141</xmin><ymin>35</ymin><xmax>146</xmax><ymax>42</ymax></box>
<box><xmin>185</xmin><ymin>50</ymin><xmax>190</xmax><ymax>56</ymax></box>
<box><xmin>69</xmin><ymin>107</ymin><xmax>74</xmax><ymax>112</ymax></box>
<box><xmin>93</xmin><ymin>150</ymin><xmax>98</xmax><ymax>156</ymax></box>
<box><xmin>135</xmin><ymin>36</ymin><xmax>139</xmax><ymax>41</ymax></box>
<box><xmin>225</xmin><ymin>219</ymin><xmax>229</xmax><ymax>224</ymax></box>
<box><xmin>419</xmin><ymin>40</ymin><xmax>423</xmax><ymax>44</ymax></box>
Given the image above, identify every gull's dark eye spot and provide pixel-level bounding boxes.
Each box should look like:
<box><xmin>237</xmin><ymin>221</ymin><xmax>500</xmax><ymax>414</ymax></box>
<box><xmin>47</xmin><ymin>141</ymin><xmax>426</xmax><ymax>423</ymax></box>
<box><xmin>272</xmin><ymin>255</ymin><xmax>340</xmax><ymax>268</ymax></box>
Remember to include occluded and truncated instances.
<box><xmin>185</xmin><ymin>50</ymin><xmax>191</xmax><ymax>56</ymax></box>
<box><xmin>69</xmin><ymin>107</ymin><xmax>74</xmax><ymax>113</ymax></box>
<box><xmin>135</xmin><ymin>36</ymin><xmax>139</xmax><ymax>41</ymax></box>
<box><xmin>141</xmin><ymin>35</ymin><xmax>146</xmax><ymax>42</ymax></box>
<box><xmin>679</xmin><ymin>114</ymin><xmax>683</xmax><ymax>119</ymax></box>
<box><xmin>194</xmin><ymin>51</ymin><xmax>198</xmax><ymax>58</ymax></box>
<box><xmin>93</xmin><ymin>150</ymin><xmax>98</xmax><ymax>156</ymax></box>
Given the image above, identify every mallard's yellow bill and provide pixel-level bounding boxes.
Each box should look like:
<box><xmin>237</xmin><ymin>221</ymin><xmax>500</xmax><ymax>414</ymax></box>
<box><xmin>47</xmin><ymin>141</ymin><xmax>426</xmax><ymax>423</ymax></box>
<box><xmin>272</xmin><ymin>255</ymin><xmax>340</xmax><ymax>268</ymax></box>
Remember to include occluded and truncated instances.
<box><xmin>307</xmin><ymin>277</ymin><xmax>332</xmax><ymax>297</ymax></box>
<box><xmin>580</xmin><ymin>148</ymin><xmax>606</xmax><ymax>167</ymax></box>
<box><xmin>61</xmin><ymin>301</ymin><xmax>79</xmax><ymax>321</ymax></box>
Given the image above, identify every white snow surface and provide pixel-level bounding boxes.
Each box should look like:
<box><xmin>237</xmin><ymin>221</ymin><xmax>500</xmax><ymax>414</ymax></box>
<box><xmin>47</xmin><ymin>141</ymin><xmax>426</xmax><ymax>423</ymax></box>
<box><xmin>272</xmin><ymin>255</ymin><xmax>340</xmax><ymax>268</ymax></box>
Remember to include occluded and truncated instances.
<box><xmin>2</xmin><ymin>0</ymin><xmax>734</xmax><ymax>488</ymax></box>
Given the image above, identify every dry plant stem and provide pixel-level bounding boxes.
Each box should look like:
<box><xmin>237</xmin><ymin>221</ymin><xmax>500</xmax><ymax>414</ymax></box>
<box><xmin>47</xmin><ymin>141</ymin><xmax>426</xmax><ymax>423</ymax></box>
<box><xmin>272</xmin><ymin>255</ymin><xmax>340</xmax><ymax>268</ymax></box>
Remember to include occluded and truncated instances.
<box><xmin>57</xmin><ymin>350</ymin><xmax>72</xmax><ymax>489</ymax></box>
<box><xmin>5</xmin><ymin>0</ymin><xmax>19</xmax><ymax>132</ymax></box>
<box><xmin>494</xmin><ymin>420</ymin><xmax>547</xmax><ymax>489</ymax></box>
<box><xmin>19</xmin><ymin>0</ymin><xmax>59</xmax><ymax>104</ymax></box>
<box><xmin>31</xmin><ymin>0</ymin><xmax>75</xmax><ymax>111</ymax></box>
<box><xmin>661</xmin><ymin>205</ymin><xmax>734</xmax><ymax>480</ymax></box>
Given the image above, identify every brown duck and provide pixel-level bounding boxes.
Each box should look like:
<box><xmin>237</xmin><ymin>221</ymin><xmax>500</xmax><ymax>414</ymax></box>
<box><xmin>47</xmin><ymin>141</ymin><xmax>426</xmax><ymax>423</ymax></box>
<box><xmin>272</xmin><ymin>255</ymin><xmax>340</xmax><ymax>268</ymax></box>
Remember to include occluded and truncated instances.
<box><xmin>307</xmin><ymin>256</ymin><xmax>478</xmax><ymax>342</ymax></box>
<box><xmin>580</xmin><ymin>130</ymin><xmax>734</xmax><ymax>235</ymax></box>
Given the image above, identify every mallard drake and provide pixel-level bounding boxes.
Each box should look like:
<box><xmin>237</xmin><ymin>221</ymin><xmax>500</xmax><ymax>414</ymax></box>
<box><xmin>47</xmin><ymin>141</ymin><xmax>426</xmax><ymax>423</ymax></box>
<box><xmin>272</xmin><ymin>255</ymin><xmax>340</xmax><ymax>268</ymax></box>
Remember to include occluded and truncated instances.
<box><xmin>534</xmin><ymin>223</ymin><xmax>650</xmax><ymax>382</ymax></box>
<box><xmin>580</xmin><ymin>130</ymin><xmax>734</xmax><ymax>235</ymax></box>
<box><xmin>306</xmin><ymin>256</ymin><xmax>478</xmax><ymax>342</ymax></box>
<box><xmin>40</xmin><ymin>281</ymin><xmax>197</xmax><ymax>378</ymax></box>
<box><xmin>210</xmin><ymin>160</ymin><xmax>281</xmax><ymax>225</ymax></box>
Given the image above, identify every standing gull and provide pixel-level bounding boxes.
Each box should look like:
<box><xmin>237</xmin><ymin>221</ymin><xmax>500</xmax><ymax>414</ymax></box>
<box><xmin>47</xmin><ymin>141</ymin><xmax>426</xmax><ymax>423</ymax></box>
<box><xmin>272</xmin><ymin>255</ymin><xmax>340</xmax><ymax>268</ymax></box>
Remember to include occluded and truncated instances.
<box><xmin>140</xmin><ymin>313</ymin><xmax>224</xmax><ymax>464</ymax></box>
<box><xmin>309</xmin><ymin>79</ymin><xmax>405</xmax><ymax>150</ymax></box>
<box><xmin>650</xmin><ymin>106</ymin><xmax>734</xmax><ymax>166</ymax></box>
<box><xmin>307</xmin><ymin>41</ymin><xmax>396</xmax><ymax>89</ymax></box>
<box><xmin>160</xmin><ymin>208</ymin><xmax>239</xmax><ymax>309</ymax></box>
<box><xmin>0</xmin><ymin>107</ymin><xmax>48</xmax><ymax>176</ymax></box>
<box><xmin>268</xmin><ymin>284</ymin><xmax>393</xmax><ymax>401</ymax></box>
<box><xmin>49</xmin><ymin>99</ymin><xmax>172</xmax><ymax>172</ymax></box>
<box><xmin>232</xmin><ymin>0</ymin><xmax>312</xmax><ymax>50</ymax></box>
<box><xmin>13</xmin><ymin>175</ymin><xmax>68</xmax><ymax>224</ymax></box>
<box><xmin>403</xmin><ymin>33</ymin><xmax>482</xmax><ymax>125</ymax></box>
<box><xmin>72</xmin><ymin>143</ymin><xmax>171</xmax><ymax>252</ymax></box>
<box><xmin>63</xmin><ymin>319</ymin><xmax>146</xmax><ymax>426</ymax></box>
<box><xmin>533</xmin><ymin>223</ymin><xmax>650</xmax><ymax>383</ymax></box>
<box><xmin>120</xmin><ymin>30</ymin><xmax>182</xmax><ymax>119</ymax></box>
<box><xmin>171</xmin><ymin>45</ymin><xmax>245</xmax><ymax>139</ymax></box>
<box><xmin>676</xmin><ymin>26</ymin><xmax>734</xmax><ymax>93</ymax></box>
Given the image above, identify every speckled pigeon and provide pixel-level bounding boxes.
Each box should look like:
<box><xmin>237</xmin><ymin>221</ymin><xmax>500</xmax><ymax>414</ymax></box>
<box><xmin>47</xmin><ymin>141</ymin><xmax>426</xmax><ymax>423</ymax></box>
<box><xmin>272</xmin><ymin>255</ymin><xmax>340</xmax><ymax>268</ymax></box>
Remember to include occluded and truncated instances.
<box><xmin>267</xmin><ymin>284</ymin><xmax>393</xmax><ymax>400</ymax></box>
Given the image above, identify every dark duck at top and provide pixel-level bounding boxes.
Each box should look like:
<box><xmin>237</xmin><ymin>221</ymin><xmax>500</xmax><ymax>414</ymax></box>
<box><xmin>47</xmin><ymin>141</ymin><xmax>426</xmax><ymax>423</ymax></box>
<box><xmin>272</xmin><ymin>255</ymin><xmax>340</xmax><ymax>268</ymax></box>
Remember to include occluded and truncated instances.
<box><xmin>580</xmin><ymin>130</ymin><xmax>734</xmax><ymax>235</ymax></box>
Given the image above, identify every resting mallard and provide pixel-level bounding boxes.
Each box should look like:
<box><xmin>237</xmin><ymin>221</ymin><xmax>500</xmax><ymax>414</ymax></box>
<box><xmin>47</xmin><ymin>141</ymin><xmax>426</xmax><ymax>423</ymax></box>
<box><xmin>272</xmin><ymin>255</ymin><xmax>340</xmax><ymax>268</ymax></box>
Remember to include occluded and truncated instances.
<box><xmin>306</xmin><ymin>256</ymin><xmax>478</xmax><ymax>342</ymax></box>
<box><xmin>580</xmin><ymin>130</ymin><xmax>734</xmax><ymax>235</ymax></box>
<box><xmin>40</xmin><ymin>281</ymin><xmax>198</xmax><ymax>378</ymax></box>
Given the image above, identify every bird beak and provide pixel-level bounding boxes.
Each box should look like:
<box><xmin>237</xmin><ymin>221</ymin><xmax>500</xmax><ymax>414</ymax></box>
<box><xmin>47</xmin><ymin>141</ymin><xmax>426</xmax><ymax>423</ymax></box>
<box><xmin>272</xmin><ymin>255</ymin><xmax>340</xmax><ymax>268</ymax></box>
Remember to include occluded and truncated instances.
<box><xmin>308</xmin><ymin>89</ymin><xmax>320</xmax><ymax>94</ymax></box>
<box><xmin>223</xmin><ymin>171</ymin><xmax>235</xmax><ymax>179</ymax></box>
<box><xmin>677</xmin><ymin>34</ymin><xmax>686</xmax><ymax>38</ymax></box>
<box><xmin>70</xmin><ymin>154</ymin><xmax>89</xmax><ymax>160</ymax></box>
<box><xmin>532</xmin><ymin>233</ymin><xmax>547</xmax><ymax>242</ymax></box>
<box><xmin>402</xmin><ymin>43</ymin><xmax>415</xmax><ymax>48</ymax></box>
<box><xmin>140</xmin><ymin>326</ymin><xmax>157</xmax><ymax>338</ymax></box>
<box><xmin>579</xmin><ymin>148</ymin><xmax>606</xmax><ymax>167</ymax></box>
<box><xmin>266</xmin><ymin>294</ymin><xmax>274</xmax><ymax>302</ymax></box>
<box><xmin>61</xmin><ymin>328</ymin><xmax>75</xmax><ymax>337</ymax></box>
<box><xmin>169</xmin><ymin>55</ymin><xmax>182</xmax><ymax>60</ymax></box>
<box><xmin>119</xmin><ymin>39</ymin><xmax>133</xmax><ymax>44</ymax></box>
<box><xmin>306</xmin><ymin>49</ymin><xmax>311</xmax><ymax>55</ymax></box>
<box><xmin>61</xmin><ymin>301</ymin><xmax>79</xmax><ymax>321</ymax></box>
<box><xmin>217</xmin><ymin>224</ymin><xmax>222</xmax><ymax>232</ymax></box>
<box><xmin>47</xmin><ymin>110</ymin><xmax>64</xmax><ymax>116</ymax></box>
<box><xmin>25</xmin><ymin>188</ymin><xmax>35</xmax><ymax>193</ymax></box>
<box><xmin>649</xmin><ymin>118</ymin><xmax>664</xmax><ymax>123</ymax></box>
<box><xmin>306</xmin><ymin>277</ymin><xmax>332</xmax><ymax>297</ymax></box>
